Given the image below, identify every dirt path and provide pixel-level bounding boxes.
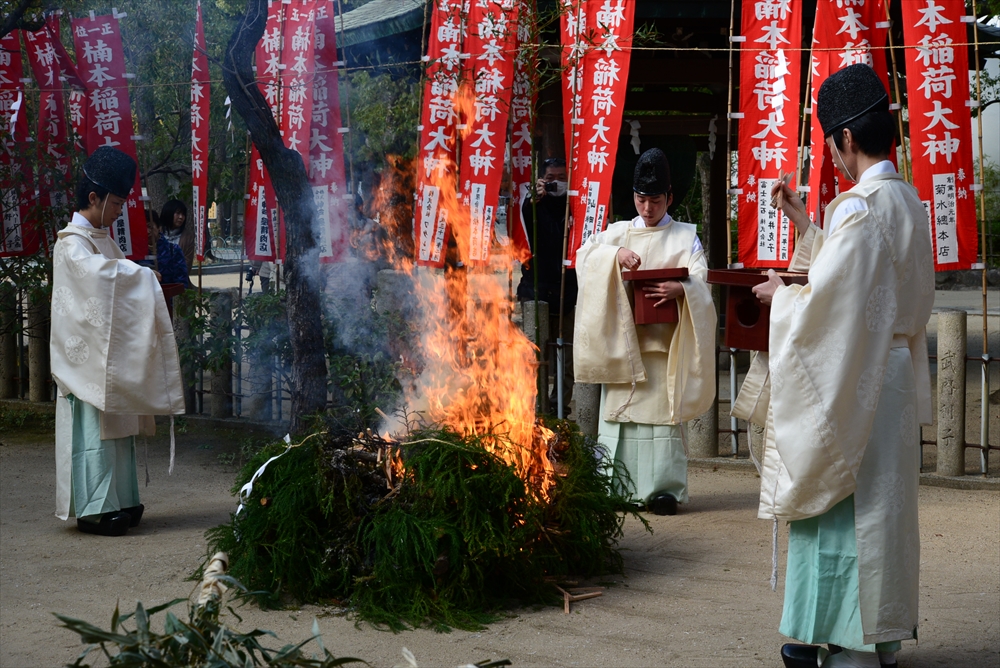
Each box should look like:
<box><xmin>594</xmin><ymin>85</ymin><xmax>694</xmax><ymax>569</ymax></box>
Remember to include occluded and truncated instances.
<box><xmin>1</xmin><ymin>423</ymin><xmax>997</xmax><ymax>668</ymax></box>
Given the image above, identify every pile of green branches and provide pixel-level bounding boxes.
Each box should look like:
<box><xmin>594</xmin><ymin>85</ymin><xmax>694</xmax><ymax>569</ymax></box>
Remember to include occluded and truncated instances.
<box><xmin>206</xmin><ymin>416</ymin><xmax>640</xmax><ymax>631</ymax></box>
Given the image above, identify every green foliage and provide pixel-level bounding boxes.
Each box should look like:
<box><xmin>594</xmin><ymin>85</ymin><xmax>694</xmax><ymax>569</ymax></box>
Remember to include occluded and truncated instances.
<box><xmin>206</xmin><ymin>419</ymin><xmax>642</xmax><ymax>631</ymax></box>
<box><xmin>0</xmin><ymin>406</ymin><xmax>55</xmax><ymax>432</ymax></box>
<box><xmin>55</xmin><ymin>595</ymin><xmax>366</xmax><ymax>667</ymax></box>
<box><xmin>345</xmin><ymin>71</ymin><xmax>420</xmax><ymax>168</ymax></box>
<box><xmin>240</xmin><ymin>290</ymin><xmax>293</xmax><ymax>368</ymax></box>
<box><xmin>175</xmin><ymin>291</ymin><xmax>238</xmax><ymax>375</ymax></box>
<box><xmin>328</xmin><ymin>352</ymin><xmax>402</xmax><ymax>426</ymax></box>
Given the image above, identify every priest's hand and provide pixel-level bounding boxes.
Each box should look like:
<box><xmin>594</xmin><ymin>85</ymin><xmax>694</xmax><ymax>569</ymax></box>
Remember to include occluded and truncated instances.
<box><xmin>769</xmin><ymin>179</ymin><xmax>810</xmax><ymax>236</ymax></box>
<box><xmin>643</xmin><ymin>280</ymin><xmax>684</xmax><ymax>307</ymax></box>
<box><xmin>617</xmin><ymin>247</ymin><xmax>641</xmax><ymax>270</ymax></box>
<box><xmin>752</xmin><ymin>269</ymin><xmax>784</xmax><ymax>305</ymax></box>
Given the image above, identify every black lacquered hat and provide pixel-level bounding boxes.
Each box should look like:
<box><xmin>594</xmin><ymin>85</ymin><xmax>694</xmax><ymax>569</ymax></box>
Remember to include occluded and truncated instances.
<box><xmin>633</xmin><ymin>148</ymin><xmax>671</xmax><ymax>196</ymax></box>
<box><xmin>817</xmin><ymin>63</ymin><xmax>890</xmax><ymax>137</ymax></box>
<box><xmin>82</xmin><ymin>146</ymin><xmax>136</xmax><ymax>199</ymax></box>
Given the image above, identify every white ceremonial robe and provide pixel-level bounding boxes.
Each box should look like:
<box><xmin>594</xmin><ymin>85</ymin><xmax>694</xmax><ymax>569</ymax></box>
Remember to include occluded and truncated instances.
<box><xmin>51</xmin><ymin>220</ymin><xmax>185</xmax><ymax>520</ymax></box>
<box><xmin>734</xmin><ymin>171</ymin><xmax>934</xmax><ymax>645</ymax></box>
<box><xmin>575</xmin><ymin>216</ymin><xmax>717</xmax><ymax>502</ymax></box>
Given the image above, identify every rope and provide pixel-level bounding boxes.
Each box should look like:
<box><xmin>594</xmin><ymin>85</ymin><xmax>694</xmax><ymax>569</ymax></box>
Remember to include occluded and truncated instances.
<box><xmin>770</xmin><ymin>517</ymin><xmax>779</xmax><ymax>592</ymax></box>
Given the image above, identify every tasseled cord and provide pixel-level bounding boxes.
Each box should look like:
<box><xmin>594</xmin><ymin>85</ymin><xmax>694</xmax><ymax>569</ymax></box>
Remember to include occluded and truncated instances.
<box><xmin>169</xmin><ymin>416</ymin><xmax>176</xmax><ymax>475</ymax></box>
<box><xmin>770</xmin><ymin>518</ymin><xmax>779</xmax><ymax>592</ymax></box>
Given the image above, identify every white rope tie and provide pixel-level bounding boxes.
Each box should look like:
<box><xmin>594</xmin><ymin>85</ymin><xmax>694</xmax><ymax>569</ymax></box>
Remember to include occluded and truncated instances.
<box><xmin>770</xmin><ymin>518</ymin><xmax>779</xmax><ymax>592</ymax></box>
<box><xmin>169</xmin><ymin>416</ymin><xmax>176</xmax><ymax>475</ymax></box>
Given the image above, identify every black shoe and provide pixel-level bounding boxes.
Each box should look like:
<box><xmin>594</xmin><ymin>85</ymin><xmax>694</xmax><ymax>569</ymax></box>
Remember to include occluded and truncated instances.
<box><xmin>122</xmin><ymin>504</ymin><xmax>144</xmax><ymax>527</ymax></box>
<box><xmin>781</xmin><ymin>644</ymin><xmax>824</xmax><ymax>668</ymax></box>
<box><xmin>647</xmin><ymin>494</ymin><xmax>678</xmax><ymax>516</ymax></box>
<box><xmin>77</xmin><ymin>511</ymin><xmax>131</xmax><ymax>537</ymax></box>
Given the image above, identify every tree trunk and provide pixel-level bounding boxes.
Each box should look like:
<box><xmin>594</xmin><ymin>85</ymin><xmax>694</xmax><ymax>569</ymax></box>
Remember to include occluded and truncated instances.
<box><xmin>223</xmin><ymin>0</ymin><xmax>328</xmax><ymax>433</ymax></box>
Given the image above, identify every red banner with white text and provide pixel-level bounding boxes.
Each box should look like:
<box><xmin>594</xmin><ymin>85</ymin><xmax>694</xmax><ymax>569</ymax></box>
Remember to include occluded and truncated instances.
<box><xmin>1</xmin><ymin>31</ymin><xmax>38</xmax><ymax>257</ymax></box>
<box><xmin>415</xmin><ymin>0</ymin><xmax>466</xmax><ymax>267</ymax></box>
<box><xmin>25</xmin><ymin>25</ymin><xmax>72</xmax><ymax>217</ymax></box>
<box><xmin>244</xmin><ymin>0</ymin><xmax>283</xmax><ymax>263</ymax></box>
<box><xmin>736</xmin><ymin>0</ymin><xmax>802</xmax><ymax>268</ymax></box>
<box><xmin>311</xmin><ymin>0</ymin><xmax>350</xmax><ymax>263</ymax></box>
<box><xmin>192</xmin><ymin>0</ymin><xmax>210</xmax><ymax>262</ymax></box>
<box><xmin>807</xmin><ymin>0</ymin><xmax>891</xmax><ymax>227</ymax></box>
<box><xmin>458</xmin><ymin>0</ymin><xmax>519</xmax><ymax>265</ymax></box>
<box><xmin>507</xmin><ymin>0</ymin><xmax>537</xmax><ymax>265</ymax></box>
<box><xmin>71</xmin><ymin>14</ymin><xmax>147</xmax><ymax>259</ymax></box>
<box><xmin>565</xmin><ymin>0</ymin><xmax>634</xmax><ymax>267</ymax></box>
<box><xmin>901</xmin><ymin>0</ymin><xmax>978</xmax><ymax>270</ymax></box>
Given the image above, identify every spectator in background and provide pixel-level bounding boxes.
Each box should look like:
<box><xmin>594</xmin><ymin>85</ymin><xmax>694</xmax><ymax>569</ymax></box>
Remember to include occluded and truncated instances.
<box><xmin>159</xmin><ymin>199</ymin><xmax>194</xmax><ymax>276</ymax></box>
<box><xmin>516</xmin><ymin>157</ymin><xmax>576</xmax><ymax>416</ymax></box>
<box><xmin>146</xmin><ymin>211</ymin><xmax>191</xmax><ymax>287</ymax></box>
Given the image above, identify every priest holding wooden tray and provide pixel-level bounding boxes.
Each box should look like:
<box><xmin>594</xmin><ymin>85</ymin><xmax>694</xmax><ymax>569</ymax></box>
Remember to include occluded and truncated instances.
<box><xmin>742</xmin><ymin>64</ymin><xmax>934</xmax><ymax>668</ymax></box>
<box><xmin>574</xmin><ymin>148</ymin><xmax>717</xmax><ymax>516</ymax></box>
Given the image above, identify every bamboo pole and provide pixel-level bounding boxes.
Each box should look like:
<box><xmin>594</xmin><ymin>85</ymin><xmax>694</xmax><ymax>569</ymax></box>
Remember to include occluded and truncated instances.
<box><xmin>969</xmin><ymin>0</ymin><xmax>990</xmax><ymax>473</ymax></box>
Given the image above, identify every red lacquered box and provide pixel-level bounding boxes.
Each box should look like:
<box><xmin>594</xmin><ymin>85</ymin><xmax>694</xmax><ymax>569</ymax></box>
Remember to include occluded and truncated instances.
<box><xmin>621</xmin><ymin>267</ymin><xmax>689</xmax><ymax>325</ymax></box>
<box><xmin>706</xmin><ymin>268</ymin><xmax>808</xmax><ymax>351</ymax></box>
<box><xmin>160</xmin><ymin>283</ymin><xmax>186</xmax><ymax>322</ymax></box>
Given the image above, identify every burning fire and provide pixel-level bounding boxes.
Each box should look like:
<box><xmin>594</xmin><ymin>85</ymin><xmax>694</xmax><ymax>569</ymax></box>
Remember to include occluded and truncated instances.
<box><xmin>366</xmin><ymin>86</ymin><xmax>555</xmax><ymax>498</ymax></box>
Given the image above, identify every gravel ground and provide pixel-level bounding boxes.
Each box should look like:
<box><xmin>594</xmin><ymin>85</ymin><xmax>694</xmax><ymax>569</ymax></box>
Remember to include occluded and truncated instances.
<box><xmin>1</xmin><ymin>421</ymin><xmax>997</xmax><ymax>668</ymax></box>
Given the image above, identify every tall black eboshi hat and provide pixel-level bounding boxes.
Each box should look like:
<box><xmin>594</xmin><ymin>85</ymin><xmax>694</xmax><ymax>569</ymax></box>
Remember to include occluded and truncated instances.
<box><xmin>633</xmin><ymin>147</ymin><xmax>671</xmax><ymax>196</ymax></box>
<box><xmin>817</xmin><ymin>63</ymin><xmax>890</xmax><ymax>138</ymax></box>
<box><xmin>82</xmin><ymin>146</ymin><xmax>137</xmax><ymax>199</ymax></box>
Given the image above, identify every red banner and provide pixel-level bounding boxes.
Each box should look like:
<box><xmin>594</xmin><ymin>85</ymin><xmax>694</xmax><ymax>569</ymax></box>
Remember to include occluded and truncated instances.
<box><xmin>310</xmin><ymin>0</ymin><xmax>350</xmax><ymax>262</ymax></box>
<box><xmin>25</xmin><ymin>25</ymin><xmax>72</xmax><ymax>210</ymax></box>
<box><xmin>507</xmin><ymin>0</ymin><xmax>536</xmax><ymax>264</ymax></box>
<box><xmin>806</xmin><ymin>0</ymin><xmax>891</xmax><ymax>226</ymax></box>
<box><xmin>736</xmin><ymin>0</ymin><xmax>802</xmax><ymax>268</ymax></box>
<box><xmin>71</xmin><ymin>14</ymin><xmax>147</xmax><ymax>259</ymax></box>
<box><xmin>901</xmin><ymin>0</ymin><xmax>978</xmax><ymax>270</ymax></box>
<box><xmin>192</xmin><ymin>0</ymin><xmax>210</xmax><ymax>262</ymax></box>
<box><xmin>1</xmin><ymin>31</ymin><xmax>38</xmax><ymax>257</ymax></box>
<box><xmin>457</xmin><ymin>0</ymin><xmax>519</xmax><ymax>264</ymax></box>
<box><xmin>565</xmin><ymin>0</ymin><xmax>634</xmax><ymax>267</ymax></box>
<box><xmin>560</xmin><ymin>0</ymin><xmax>586</xmax><ymax>177</ymax></box>
<box><xmin>414</xmin><ymin>0</ymin><xmax>466</xmax><ymax>267</ymax></box>
<box><xmin>244</xmin><ymin>0</ymin><xmax>283</xmax><ymax>263</ymax></box>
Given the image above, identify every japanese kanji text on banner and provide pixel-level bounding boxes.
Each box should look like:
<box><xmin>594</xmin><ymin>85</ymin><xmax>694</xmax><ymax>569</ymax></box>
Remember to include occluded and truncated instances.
<box><xmin>736</xmin><ymin>0</ymin><xmax>802</xmax><ymax>268</ymax></box>
<box><xmin>71</xmin><ymin>14</ymin><xmax>147</xmax><ymax>259</ymax></box>
<box><xmin>192</xmin><ymin>0</ymin><xmax>210</xmax><ymax>262</ymax></box>
<box><xmin>901</xmin><ymin>0</ymin><xmax>978</xmax><ymax>270</ymax></box>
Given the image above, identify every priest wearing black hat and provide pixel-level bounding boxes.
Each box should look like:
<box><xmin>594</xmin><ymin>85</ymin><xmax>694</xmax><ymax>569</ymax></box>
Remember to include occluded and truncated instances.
<box><xmin>573</xmin><ymin>147</ymin><xmax>717</xmax><ymax>516</ymax></box>
<box><xmin>50</xmin><ymin>147</ymin><xmax>185</xmax><ymax>537</ymax></box>
<box><xmin>745</xmin><ymin>64</ymin><xmax>933</xmax><ymax>668</ymax></box>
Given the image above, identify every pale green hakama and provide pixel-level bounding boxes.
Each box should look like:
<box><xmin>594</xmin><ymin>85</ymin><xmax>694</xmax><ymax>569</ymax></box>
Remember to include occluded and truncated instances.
<box><xmin>778</xmin><ymin>346</ymin><xmax>920</xmax><ymax>651</ymax></box>
<box><xmin>598</xmin><ymin>393</ymin><xmax>688</xmax><ymax>505</ymax></box>
<box><xmin>62</xmin><ymin>394</ymin><xmax>141</xmax><ymax>519</ymax></box>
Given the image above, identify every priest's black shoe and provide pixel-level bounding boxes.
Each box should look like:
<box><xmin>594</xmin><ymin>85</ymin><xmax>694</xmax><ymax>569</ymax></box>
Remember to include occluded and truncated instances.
<box><xmin>647</xmin><ymin>493</ymin><xmax>677</xmax><ymax>516</ymax></box>
<box><xmin>781</xmin><ymin>644</ymin><xmax>824</xmax><ymax>668</ymax></box>
<box><xmin>77</xmin><ymin>511</ymin><xmax>131</xmax><ymax>537</ymax></box>
<box><xmin>122</xmin><ymin>504</ymin><xmax>144</xmax><ymax>527</ymax></box>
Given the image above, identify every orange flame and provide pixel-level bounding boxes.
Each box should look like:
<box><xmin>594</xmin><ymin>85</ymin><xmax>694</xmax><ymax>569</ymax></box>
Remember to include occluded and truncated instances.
<box><xmin>371</xmin><ymin>139</ymin><xmax>555</xmax><ymax>499</ymax></box>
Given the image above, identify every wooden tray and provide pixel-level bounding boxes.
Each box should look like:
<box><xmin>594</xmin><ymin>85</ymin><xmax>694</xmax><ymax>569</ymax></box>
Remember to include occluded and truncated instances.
<box><xmin>621</xmin><ymin>267</ymin><xmax>689</xmax><ymax>325</ymax></box>
<box><xmin>706</xmin><ymin>268</ymin><xmax>808</xmax><ymax>351</ymax></box>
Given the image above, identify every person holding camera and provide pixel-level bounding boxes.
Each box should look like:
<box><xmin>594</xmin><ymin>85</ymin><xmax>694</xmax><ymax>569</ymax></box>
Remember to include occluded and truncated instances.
<box><xmin>516</xmin><ymin>157</ymin><xmax>577</xmax><ymax>416</ymax></box>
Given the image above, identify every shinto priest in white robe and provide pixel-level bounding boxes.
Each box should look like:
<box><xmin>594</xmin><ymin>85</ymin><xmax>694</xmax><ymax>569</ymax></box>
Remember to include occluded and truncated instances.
<box><xmin>50</xmin><ymin>213</ymin><xmax>186</xmax><ymax>520</ymax></box>
<box><xmin>733</xmin><ymin>164</ymin><xmax>934</xmax><ymax>650</ymax></box>
<box><xmin>574</xmin><ymin>213</ymin><xmax>717</xmax><ymax>504</ymax></box>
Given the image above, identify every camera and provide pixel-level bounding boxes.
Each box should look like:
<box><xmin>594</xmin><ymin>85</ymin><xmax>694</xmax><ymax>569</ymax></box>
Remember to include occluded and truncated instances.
<box><xmin>544</xmin><ymin>181</ymin><xmax>559</xmax><ymax>193</ymax></box>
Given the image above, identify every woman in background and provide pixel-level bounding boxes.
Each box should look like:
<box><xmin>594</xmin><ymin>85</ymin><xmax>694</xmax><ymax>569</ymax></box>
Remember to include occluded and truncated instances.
<box><xmin>159</xmin><ymin>199</ymin><xmax>194</xmax><ymax>276</ymax></box>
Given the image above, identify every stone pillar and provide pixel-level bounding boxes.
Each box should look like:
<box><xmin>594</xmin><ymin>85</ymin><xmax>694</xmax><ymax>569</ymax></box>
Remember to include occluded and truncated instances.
<box><xmin>520</xmin><ymin>300</ymin><xmax>549</xmax><ymax>415</ymax></box>
<box><xmin>936</xmin><ymin>309</ymin><xmax>967</xmax><ymax>476</ymax></box>
<box><xmin>27</xmin><ymin>298</ymin><xmax>50</xmax><ymax>402</ymax></box>
<box><xmin>0</xmin><ymin>284</ymin><xmax>16</xmax><ymax>399</ymax></box>
<box><xmin>210</xmin><ymin>290</ymin><xmax>234</xmax><ymax>418</ymax></box>
<box><xmin>574</xmin><ymin>382</ymin><xmax>601</xmax><ymax>437</ymax></box>
<box><xmin>687</xmin><ymin>403</ymin><xmax>719</xmax><ymax>458</ymax></box>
